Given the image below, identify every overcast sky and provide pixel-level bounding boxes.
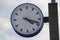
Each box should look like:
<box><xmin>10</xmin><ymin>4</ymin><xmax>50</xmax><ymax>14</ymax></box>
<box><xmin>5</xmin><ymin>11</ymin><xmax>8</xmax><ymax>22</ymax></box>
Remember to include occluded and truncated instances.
<box><xmin>0</xmin><ymin>0</ymin><xmax>60</xmax><ymax>40</ymax></box>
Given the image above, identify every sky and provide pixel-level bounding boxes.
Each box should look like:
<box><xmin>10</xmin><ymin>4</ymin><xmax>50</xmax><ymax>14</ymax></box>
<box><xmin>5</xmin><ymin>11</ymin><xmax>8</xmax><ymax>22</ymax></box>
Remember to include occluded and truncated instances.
<box><xmin>0</xmin><ymin>0</ymin><xmax>60</xmax><ymax>40</ymax></box>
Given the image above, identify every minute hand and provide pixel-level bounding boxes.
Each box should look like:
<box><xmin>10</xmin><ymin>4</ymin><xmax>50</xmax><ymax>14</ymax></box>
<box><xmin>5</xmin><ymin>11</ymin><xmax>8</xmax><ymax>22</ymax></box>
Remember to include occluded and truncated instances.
<box><xmin>23</xmin><ymin>17</ymin><xmax>39</xmax><ymax>24</ymax></box>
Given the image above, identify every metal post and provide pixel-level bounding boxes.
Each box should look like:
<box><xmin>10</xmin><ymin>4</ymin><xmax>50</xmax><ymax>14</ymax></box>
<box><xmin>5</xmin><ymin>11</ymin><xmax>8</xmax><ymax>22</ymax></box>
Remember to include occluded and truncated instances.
<box><xmin>51</xmin><ymin>0</ymin><xmax>55</xmax><ymax>3</ymax></box>
<box><xmin>48</xmin><ymin>0</ymin><xmax>59</xmax><ymax>40</ymax></box>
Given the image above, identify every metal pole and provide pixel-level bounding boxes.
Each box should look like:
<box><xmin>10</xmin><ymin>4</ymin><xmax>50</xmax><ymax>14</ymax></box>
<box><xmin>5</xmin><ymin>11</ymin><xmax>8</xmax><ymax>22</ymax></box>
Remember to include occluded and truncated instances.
<box><xmin>51</xmin><ymin>0</ymin><xmax>55</xmax><ymax>3</ymax></box>
<box><xmin>48</xmin><ymin>0</ymin><xmax>59</xmax><ymax>40</ymax></box>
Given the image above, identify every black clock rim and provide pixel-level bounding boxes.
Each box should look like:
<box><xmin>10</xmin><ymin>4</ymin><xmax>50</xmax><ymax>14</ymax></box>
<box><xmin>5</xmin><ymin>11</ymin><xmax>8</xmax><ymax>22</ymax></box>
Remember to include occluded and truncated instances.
<box><xmin>10</xmin><ymin>3</ymin><xmax>44</xmax><ymax>37</ymax></box>
<box><xmin>13</xmin><ymin>23</ymin><xmax>43</xmax><ymax>37</ymax></box>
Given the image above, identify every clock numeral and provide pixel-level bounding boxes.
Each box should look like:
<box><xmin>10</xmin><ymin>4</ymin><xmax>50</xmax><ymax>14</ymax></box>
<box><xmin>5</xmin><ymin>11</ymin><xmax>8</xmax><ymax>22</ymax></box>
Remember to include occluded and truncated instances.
<box><xmin>13</xmin><ymin>19</ymin><xmax>17</xmax><ymax>21</ymax></box>
<box><xmin>26</xmin><ymin>6</ymin><xmax>28</xmax><ymax>9</ymax></box>
<box><xmin>15</xmin><ymin>25</ymin><xmax>18</xmax><ymax>27</ymax></box>
<box><xmin>32</xmin><ymin>28</ymin><xmax>35</xmax><ymax>31</ymax></box>
<box><xmin>15</xmin><ymin>13</ymin><xmax>18</xmax><ymax>15</ymax></box>
<box><xmin>20</xmin><ymin>8</ymin><xmax>22</xmax><ymax>11</ymax></box>
<box><xmin>20</xmin><ymin>28</ymin><xmax>23</xmax><ymax>31</ymax></box>
<box><xmin>37</xmin><ymin>23</ymin><xmax>40</xmax><ymax>26</ymax></box>
<box><xmin>32</xmin><ymin>8</ymin><xmax>34</xmax><ymax>11</ymax></box>
<box><xmin>38</xmin><ymin>18</ymin><xmax>41</xmax><ymax>20</ymax></box>
<box><xmin>27</xmin><ymin>29</ymin><xmax>29</xmax><ymax>33</ymax></box>
<box><xmin>36</xmin><ymin>12</ymin><xmax>39</xmax><ymax>14</ymax></box>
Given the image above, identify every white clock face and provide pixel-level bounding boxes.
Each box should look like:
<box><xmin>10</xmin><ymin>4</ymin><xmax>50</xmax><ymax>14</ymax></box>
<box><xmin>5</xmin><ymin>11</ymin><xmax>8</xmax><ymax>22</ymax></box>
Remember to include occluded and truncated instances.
<box><xmin>11</xmin><ymin>3</ymin><xmax>43</xmax><ymax>37</ymax></box>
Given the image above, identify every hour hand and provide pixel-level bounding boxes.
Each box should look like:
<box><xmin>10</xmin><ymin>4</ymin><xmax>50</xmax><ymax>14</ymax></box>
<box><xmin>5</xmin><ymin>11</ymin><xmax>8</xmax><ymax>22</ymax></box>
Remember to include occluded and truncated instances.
<box><xmin>23</xmin><ymin>17</ymin><xmax>34</xmax><ymax>24</ymax></box>
<box><xmin>23</xmin><ymin>17</ymin><xmax>39</xmax><ymax>24</ymax></box>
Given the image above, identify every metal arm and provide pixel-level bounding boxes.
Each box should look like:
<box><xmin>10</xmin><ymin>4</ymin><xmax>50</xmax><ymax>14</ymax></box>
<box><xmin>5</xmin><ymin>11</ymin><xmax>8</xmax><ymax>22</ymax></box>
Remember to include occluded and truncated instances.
<box><xmin>43</xmin><ymin>17</ymin><xmax>49</xmax><ymax>23</ymax></box>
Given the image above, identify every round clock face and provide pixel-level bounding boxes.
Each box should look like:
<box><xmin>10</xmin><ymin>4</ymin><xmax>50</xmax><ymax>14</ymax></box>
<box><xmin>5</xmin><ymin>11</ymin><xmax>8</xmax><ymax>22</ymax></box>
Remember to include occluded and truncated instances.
<box><xmin>11</xmin><ymin>3</ymin><xmax>43</xmax><ymax>37</ymax></box>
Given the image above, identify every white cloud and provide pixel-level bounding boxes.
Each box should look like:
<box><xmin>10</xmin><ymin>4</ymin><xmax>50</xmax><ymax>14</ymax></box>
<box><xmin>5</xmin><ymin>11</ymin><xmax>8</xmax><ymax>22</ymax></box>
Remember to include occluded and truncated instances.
<box><xmin>0</xmin><ymin>38</ymin><xmax>2</xmax><ymax>40</ymax></box>
<box><xmin>0</xmin><ymin>17</ymin><xmax>11</xmax><ymax>30</ymax></box>
<box><xmin>5</xmin><ymin>35</ymin><xmax>19</xmax><ymax>40</ymax></box>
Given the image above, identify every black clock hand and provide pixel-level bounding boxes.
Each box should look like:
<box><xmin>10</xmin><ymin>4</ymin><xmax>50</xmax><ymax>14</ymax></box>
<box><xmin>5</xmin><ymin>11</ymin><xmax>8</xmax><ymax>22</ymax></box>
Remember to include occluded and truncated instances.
<box><xmin>31</xmin><ymin>20</ymin><xmax>39</xmax><ymax>26</ymax></box>
<box><xmin>23</xmin><ymin>17</ymin><xmax>34</xmax><ymax>24</ymax></box>
<box><xmin>23</xmin><ymin>17</ymin><xmax>39</xmax><ymax>24</ymax></box>
<box><xmin>32</xmin><ymin>20</ymin><xmax>39</xmax><ymax>23</ymax></box>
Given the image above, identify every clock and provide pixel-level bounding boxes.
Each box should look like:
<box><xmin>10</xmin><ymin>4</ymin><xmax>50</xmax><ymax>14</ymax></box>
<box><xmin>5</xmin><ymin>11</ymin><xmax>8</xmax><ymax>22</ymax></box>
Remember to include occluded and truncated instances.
<box><xmin>11</xmin><ymin>3</ymin><xmax>48</xmax><ymax>37</ymax></box>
